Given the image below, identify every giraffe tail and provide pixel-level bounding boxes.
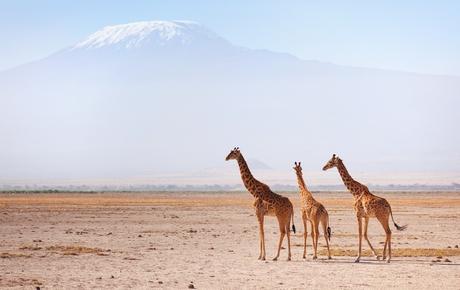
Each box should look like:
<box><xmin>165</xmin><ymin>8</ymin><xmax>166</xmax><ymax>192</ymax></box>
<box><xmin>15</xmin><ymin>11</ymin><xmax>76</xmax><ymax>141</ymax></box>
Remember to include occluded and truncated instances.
<box><xmin>326</xmin><ymin>212</ymin><xmax>331</xmax><ymax>241</ymax></box>
<box><xmin>390</xmin><ymin>206</ymin><xmax>407</xmax><ymax>231</ymax></box>
<box><xmin>291</xmin><ymin>208</ymin><xmax>296</xmax><ymax>234</ymax></box>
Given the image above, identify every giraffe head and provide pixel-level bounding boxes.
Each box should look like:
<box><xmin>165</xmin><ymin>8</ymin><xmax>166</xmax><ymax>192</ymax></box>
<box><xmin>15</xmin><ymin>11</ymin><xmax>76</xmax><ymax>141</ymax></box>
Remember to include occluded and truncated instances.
<box><xmin>322</xmin><ymin>154</ymin><xmax>340</xmax><ymax>171</ymax></box>
<box><xmin>293</xmin><ymin>161</ymin><xmax>303</xmax><ymax>175</ymax></box>
<box><xmin>225</xmin><ymin>147</ymin><xmax>241</xmax><ymax>161</ymax></box>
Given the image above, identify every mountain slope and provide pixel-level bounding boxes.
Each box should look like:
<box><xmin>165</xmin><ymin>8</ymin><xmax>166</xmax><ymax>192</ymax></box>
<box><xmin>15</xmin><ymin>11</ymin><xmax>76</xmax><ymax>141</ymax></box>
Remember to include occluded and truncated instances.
<box><xmin>0</xmin><ymin>20</ymin><xmax>459</xmax><ymax>182</ymax></box>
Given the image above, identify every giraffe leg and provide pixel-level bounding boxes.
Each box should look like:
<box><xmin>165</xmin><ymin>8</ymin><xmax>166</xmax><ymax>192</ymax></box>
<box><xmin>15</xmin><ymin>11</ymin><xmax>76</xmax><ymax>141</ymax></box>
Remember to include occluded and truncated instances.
<box><xmin>309</xmin><ymin>221</ymin><xmax>316</xmax><ymax>259</ymax></box>
<box><xmin>273</xmin><ymin>218</ymin><xmax>286</xmax><ymax>261</ymax></box>
<box><xmin>363</xmin><ymin>216</ymin><xmax>380</xmax><ymax>260</ymax></box>
<box><xmin>285</xmin><ymin>222</ymin><xmax>292</xmax><ymax>261</ymax></box>
<box><xmin>387</xmin><ymin>228</ymin><xmax>392</xmax><ymax>263</ymax></box>
<box><xmin>302</xmin><ymin>213</ymin><xmax>308</xmax><ymax>259</ymax></box>
<box><xmin>261</xmin><ymin>220</ymin><xmax>266</xmax><ymax>261</ymax></box>
<box><xmin>257</xmin><ymin>213</ymin><xmax>265</xmax><ymax>260</ymax></box>
<box><xmin>377</xmin><ymin>215</ymin><xmax>392</xmax><ymax>263</ymax></box>
<box><xmin>322</xmin><ymin>216</ymin><xmax>331</xmax><ymax>259</ymax></box>
<box><xmin>382</xmin><ymin>235</ymin><xmax>388</xmax><ymax>261</ymax></box>
<box><xmin>312</xmin><ymin>221</ymin><xmax>319</xmax><ymax>260</ymax></box>
<box><xmin>355</xmin><ymin>216</ymin><xmax>362</xmax><ymax>263</ymax></box>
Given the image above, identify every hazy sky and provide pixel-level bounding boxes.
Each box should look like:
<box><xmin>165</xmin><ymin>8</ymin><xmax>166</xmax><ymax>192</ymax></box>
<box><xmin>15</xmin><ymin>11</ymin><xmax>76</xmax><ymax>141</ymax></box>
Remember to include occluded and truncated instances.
<box><xmin>1</xmin><ymin>0</ymin><xmax>459</xmax><ymax>75</ymax></box>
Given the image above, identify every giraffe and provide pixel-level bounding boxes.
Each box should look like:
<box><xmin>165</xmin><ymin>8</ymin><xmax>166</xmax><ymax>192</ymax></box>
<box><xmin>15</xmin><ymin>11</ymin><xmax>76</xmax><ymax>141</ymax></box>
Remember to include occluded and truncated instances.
<box><xmin>293</xmin><ymin>162</ymin><xmax>331</xmax><ymax>260</ymax></box>
<box><xmin>322</xmin><ymin>154</ymin><xmax>407</xmax><ymax>263</ymax></box>
<box><xmin>225</xmin><ymin>147</ymin><xmax>296</xmax><ymax>261</ymax></box>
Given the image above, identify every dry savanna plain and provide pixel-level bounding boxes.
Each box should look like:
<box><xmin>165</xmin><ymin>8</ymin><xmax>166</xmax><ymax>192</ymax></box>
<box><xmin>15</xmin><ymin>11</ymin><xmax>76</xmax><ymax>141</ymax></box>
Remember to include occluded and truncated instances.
<box><xmin>1</xmin><ymin>191</ymin><xmax>459</xmax><ymax>289</ymax></box>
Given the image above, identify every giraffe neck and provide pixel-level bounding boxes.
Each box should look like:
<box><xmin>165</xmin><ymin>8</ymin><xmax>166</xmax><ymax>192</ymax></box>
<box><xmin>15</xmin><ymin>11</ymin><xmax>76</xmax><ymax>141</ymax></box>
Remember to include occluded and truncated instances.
<box><xmin>295</xmin><ymin>172</ymin><xmax>313</xmax><ymax>200</ymax></box>
<box><xmin>336</xmin><ymin>159</ymin><xmax>360</xmax><ymax>196</ymax></box>
<box><xmin>236</xmin><ymin>155</ymin><xmax>260</xmax><ymax>197</ymax></box>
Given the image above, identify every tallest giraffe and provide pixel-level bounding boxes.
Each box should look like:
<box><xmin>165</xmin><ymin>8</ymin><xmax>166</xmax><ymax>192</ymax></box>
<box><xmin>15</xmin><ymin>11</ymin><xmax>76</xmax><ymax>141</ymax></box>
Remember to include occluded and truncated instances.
<box><xmin>226</xmin><ymin>147</ymin><xmax>295</xmax><ymax>261</ymax></box>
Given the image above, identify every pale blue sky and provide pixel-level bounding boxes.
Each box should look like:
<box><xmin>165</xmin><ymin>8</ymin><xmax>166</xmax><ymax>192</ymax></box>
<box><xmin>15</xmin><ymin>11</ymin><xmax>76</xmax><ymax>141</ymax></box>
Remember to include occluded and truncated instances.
<box><xmin>1</xmin><ymin>0</ymin><xmax>459</xmax><ymax>75</ymax></box>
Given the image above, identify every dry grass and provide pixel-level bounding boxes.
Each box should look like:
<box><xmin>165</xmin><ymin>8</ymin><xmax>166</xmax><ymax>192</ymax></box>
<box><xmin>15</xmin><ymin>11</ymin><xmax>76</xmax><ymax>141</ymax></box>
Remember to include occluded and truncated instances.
<box><xmin>1</xmin><ymin>192</ymin><xmax>459</xmax><ymax>207</ymax></box>
<box><xmin>317</xmin><ymin>247</ymin><xmax>460</xmax><ymax>257</ymax></box>
<box><xmin>19</xmin><ymin>245</ymin><xmax>42</xmax><ymax>251</ymax></box>
<box><xmin>0</xmin><ymin>277</ymin><xmax>42</xmax><ymax>287</ymax></box>
<box><xmin>15</xmin><ymin>244</ymin><xmax>110</xmax><ymax>256</ymax></box>
<box><xmin>0</xmin><ymin>252</ymin><xmax>32</xmax><ymax>259</ymax></box>
<box><xmin>0</xmin><ymin>194</ymin><xmax>251</xmax><ymax>207</ymax></box>
<box><xmin>45</xmin><ymin>245</ymin><xmax>108</xmax><ymax>256</ymax></box>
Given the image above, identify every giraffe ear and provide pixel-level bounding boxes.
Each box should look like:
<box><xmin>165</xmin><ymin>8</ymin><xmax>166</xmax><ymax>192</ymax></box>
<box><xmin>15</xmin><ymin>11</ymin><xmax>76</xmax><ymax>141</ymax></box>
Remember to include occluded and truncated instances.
<box><xmin>299</xmin><ymin>162</ymin><xmax>301</xmax><ymax>166</ymax></box>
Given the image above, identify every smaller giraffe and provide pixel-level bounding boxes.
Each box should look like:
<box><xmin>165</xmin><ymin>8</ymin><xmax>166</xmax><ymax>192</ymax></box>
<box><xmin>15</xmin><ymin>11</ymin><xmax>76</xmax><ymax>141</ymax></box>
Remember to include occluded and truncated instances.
<box><xmin>293</xmin><ymin>162</ymin><xmax>331</xmax><ymax>260</ymax></box>
<box><xmin>323</xmin><ymin>154</ymin><xmax>407</xmax><ymax>263</ymax></box>
<box><xmin>226</xmin><ymin>147</ymin><xmax>296</xmax><ymax>261</ymax></box>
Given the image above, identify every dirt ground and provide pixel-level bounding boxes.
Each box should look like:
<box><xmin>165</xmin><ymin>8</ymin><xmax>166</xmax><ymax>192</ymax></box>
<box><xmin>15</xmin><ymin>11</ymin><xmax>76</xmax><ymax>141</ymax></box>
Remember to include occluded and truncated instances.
<box><xmin>1</xmin><ymin>191</ymin><xmax>459</xmax><ymax>289</ymax></box>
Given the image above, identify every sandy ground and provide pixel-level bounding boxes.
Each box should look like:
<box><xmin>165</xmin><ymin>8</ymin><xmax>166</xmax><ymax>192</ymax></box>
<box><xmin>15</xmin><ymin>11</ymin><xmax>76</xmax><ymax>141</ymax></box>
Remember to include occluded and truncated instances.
<box><xmin>0</xmin><ymin>191</ymin><xmax>459</xmax><ymax>289</ymax></box>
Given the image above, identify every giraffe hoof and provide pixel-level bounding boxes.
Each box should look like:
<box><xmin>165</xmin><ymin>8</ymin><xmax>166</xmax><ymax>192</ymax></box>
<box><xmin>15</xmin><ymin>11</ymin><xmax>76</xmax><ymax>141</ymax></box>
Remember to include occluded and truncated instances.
<box><xmin>354</xmin><ymin>257</ymin><xmax>360</xmax><ymax>263</ymax></box>
<box><xmin>287</xmin><ymin>257</ymin><xmax>291</xmax><ymax>261</ymax></box>
<box><xmin>272</xmin><ymin>257</ymin><xmax>278</xmax><ymax>261</ymax></box>
<box><xmin>261</xmin><ymin>257</ymin><xmax>266</xmax><ymax>261</ymax></box>
<box><xmin>382</xmin><ymin>256</ymin><xmax>386</xmax><ymax>261</ymax></box>
<box><xmin>386</xmin><ymin>258</ymin><xmax>391</xmax><ymax>263</ymax></box>
<box><xmin>302</xmin><ymin>255</ymin><xmax>306</xmax><ymax>259</ymax></box>
<box><xmin>328</xmin><ymin>256</ymin><xmax>332</xmax><ymax>260</ymax></box>
<box><xmin>312</xmin><ymin>256</ymin><xmax>317</xmax><ymax>260</ymax></box>
<box><xmin>376</xmin><ymin>255</ymin><xmax>381</xmax><ymax>261</ymax></box>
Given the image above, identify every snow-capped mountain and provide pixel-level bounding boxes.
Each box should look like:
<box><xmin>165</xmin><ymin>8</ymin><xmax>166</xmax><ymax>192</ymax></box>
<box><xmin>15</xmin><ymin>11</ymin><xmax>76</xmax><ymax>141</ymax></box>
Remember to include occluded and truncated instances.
<box><xmin>0</xmin><ymin>20</ymin><xmax>459</xmax><ymax>184</ymax></box>
<box><xmin>71</xmin><ymin>20</ymin><xmax>228</xmax><ymax>50</ymax></box>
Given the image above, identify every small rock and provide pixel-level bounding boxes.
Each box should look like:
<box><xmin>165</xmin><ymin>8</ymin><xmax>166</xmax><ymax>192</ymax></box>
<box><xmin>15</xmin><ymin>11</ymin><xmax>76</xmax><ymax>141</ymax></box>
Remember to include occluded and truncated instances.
<box><xmin>138</xmin><ymin>235</ymin><xmax>142</xmax><ymax>238</ymax></box>
<box><xmin>111</xmin><ymin>275</ymin><xmax>115</xmax><ymax>279</ymax></box>
<box><xmin>436</xmin><ymin>256</ymin><xmax>442</xmax><ymax>259</ymax></box>
<box><xmin>209</xmin><ymin>247</ymin><xmax>214</xmax><ymax>250</ymax></box>
<box><xmin>170</xmin><ymin>247</ymin><xmax>174</xmax><ymax>250</ymax></box>
<box><xmin>158</xmin><ymin>281</ymin><xmax>163</xmax><ymax>284</ymax></box>
<box><xmin>188</xmin><ymin>283</ymin><xmax>195</xmax><ymax>289</ymax></box>
<box><xmin>444</xmin><ymin>258</ymin><xmax>452</xmax><ymax>262</ymax></box>
<box><xmin>455</xmin><ymin>245</ymin><xmax>459</xmax><ymax>248</ymax></box>
<box><xmin>447</xmin><ymin>246</ymin><xmax>451</xmax><ymax>248</ymax></box>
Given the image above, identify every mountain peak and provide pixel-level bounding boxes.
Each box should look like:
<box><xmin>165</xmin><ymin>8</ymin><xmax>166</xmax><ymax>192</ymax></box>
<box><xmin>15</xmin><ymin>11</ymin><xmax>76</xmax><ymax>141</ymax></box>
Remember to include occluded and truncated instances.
<box><xmin>72</xmin><ymin>20</ymin><xmax>226</xmax><ymax>50</ymax></box>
